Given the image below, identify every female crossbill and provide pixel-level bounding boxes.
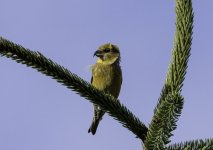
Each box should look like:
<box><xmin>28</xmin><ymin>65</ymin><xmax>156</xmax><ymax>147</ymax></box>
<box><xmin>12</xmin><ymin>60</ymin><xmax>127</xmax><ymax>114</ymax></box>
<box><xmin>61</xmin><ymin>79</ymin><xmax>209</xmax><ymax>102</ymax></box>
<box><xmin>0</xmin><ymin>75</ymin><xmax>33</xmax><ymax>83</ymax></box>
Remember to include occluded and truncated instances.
<box><xmin>88</xmin><ymin>43</ymin><xmax>122</xmax><ymax>135</ymax></box>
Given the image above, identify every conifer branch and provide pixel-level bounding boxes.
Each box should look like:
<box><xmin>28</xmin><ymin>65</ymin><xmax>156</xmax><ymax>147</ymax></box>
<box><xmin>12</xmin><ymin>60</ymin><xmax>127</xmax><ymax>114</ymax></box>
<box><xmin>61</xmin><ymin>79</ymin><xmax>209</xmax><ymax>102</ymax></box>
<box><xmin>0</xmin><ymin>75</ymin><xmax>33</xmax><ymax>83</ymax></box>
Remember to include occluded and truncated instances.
<box><xmin>144</xmin><ymin>91</ymin><xmax>184</xmax><ymax>150</ymax></box>
<box><xmin>168</xmin><ymin>139</ymin><xmax>213</xmax><ymax>150</ymax></box>
<box><xmin>0</xmin><ymin>37</ymin><xmax>148</xmax><ymax>142</ymax></box>
<box><xmin>156</xmin><ymin>0</ymin><xmax>193</xmax><ymax>115</ymax></box>
<box><xmin>144</xmin><ymin>0</ymin><xmax>193</xmax><ymax>149</ymax></box>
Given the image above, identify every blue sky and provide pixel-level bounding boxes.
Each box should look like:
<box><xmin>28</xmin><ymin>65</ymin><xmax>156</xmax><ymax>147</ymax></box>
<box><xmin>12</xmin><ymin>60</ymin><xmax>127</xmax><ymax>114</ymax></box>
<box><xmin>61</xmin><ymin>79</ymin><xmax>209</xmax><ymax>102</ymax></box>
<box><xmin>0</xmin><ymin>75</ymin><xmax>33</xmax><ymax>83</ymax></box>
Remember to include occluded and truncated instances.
<box><xmin>0</xmin><ymin>0</ymin><xmax>213</xmax><ymax>150</ymax></box>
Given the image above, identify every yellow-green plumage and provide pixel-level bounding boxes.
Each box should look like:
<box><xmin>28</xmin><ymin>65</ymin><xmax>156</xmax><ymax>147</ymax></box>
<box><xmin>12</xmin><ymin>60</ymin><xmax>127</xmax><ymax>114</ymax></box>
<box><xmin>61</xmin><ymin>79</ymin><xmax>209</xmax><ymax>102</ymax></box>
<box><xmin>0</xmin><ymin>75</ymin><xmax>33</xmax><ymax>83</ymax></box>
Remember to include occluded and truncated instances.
<box><xmin>88</xmin><ymin>43</ymin><xmax>122</xmax><ymax>135</ymax></box>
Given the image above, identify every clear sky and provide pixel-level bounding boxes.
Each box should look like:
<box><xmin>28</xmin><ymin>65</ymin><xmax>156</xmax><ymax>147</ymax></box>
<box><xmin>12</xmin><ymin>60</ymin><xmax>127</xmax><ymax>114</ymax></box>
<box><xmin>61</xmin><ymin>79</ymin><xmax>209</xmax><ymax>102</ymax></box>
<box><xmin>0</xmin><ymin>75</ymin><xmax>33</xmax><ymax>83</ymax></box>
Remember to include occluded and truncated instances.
<box><xmin>0</xmin><ymin>0</ymin><xmax>213</xmax><ymax>150</ymax></box>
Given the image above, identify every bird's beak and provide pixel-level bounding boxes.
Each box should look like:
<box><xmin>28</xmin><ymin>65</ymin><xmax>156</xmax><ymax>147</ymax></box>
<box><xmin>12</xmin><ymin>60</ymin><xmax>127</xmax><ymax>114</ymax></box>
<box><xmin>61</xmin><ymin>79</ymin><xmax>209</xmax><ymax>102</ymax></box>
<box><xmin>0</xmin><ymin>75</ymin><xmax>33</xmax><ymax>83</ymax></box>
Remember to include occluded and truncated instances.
<box><xmin>93</xmin><ymin>50</ymin><xmax>103</xmax><ymax>58</ymax></box>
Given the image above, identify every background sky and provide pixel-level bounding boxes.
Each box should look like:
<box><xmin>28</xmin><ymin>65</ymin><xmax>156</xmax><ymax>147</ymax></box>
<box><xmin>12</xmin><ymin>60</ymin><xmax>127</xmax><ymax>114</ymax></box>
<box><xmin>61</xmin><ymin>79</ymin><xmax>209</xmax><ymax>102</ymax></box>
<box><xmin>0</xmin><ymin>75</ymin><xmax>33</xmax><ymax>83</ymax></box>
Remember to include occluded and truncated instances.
<box><xmin>0</xmin><ymin>0</ymin><xmax>213</xmax><ymax>150</ymax></box>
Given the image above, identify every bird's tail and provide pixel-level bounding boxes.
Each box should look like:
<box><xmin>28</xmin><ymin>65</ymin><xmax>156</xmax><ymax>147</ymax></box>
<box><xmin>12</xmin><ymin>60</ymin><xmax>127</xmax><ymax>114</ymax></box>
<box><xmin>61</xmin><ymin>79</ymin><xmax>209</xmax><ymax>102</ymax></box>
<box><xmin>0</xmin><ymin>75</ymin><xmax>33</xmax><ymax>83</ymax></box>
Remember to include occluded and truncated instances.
<box><xmin>88</xmin><ymin>118</ymin><xmax>100</xmax><ymax>135</ymax></box>
<box><xmin>88</xmin><ymin>108</ymin><xmax>105</xmax><ymax>135</ymax></box>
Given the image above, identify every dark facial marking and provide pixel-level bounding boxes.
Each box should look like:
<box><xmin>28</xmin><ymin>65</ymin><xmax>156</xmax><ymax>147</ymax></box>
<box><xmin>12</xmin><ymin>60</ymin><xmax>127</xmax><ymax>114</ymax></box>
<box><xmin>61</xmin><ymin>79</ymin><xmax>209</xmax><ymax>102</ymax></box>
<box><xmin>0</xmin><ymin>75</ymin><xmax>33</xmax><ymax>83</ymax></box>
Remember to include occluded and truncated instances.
<box><xmin>103</xmin><ymin>48</ymin><xmax>111</xmax><ymax>53</ymax></box>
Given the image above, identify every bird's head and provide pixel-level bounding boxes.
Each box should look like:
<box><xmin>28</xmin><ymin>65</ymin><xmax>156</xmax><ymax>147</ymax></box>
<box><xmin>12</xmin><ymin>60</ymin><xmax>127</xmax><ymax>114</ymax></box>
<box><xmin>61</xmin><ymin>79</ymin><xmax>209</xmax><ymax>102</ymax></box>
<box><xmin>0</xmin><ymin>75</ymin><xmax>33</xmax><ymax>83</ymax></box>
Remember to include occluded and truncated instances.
<box><xmin>93</xmin><ymin>43</ymin><xmax>120</xmax><ymax>65</ymax></box>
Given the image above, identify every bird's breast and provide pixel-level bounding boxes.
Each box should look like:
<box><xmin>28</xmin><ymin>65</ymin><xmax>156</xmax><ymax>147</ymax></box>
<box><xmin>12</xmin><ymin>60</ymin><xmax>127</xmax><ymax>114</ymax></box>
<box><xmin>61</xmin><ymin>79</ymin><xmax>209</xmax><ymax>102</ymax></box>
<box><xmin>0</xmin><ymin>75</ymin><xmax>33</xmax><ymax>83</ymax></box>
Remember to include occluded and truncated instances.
<box><xmin>92</xmin><ymin>63</ymin><xmax>122</xmax><ymax>98</ymax></box>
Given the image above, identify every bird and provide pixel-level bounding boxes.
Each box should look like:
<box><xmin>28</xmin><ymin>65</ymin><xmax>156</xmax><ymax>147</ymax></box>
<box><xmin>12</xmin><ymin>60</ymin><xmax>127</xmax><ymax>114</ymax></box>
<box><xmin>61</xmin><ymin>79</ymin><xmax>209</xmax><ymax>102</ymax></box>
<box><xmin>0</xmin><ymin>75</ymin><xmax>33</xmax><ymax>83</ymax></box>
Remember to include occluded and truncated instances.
<box><xmin>88</xmin><ymin>43</ymin><xmax>122</xmax><ymax>135</ymax></box>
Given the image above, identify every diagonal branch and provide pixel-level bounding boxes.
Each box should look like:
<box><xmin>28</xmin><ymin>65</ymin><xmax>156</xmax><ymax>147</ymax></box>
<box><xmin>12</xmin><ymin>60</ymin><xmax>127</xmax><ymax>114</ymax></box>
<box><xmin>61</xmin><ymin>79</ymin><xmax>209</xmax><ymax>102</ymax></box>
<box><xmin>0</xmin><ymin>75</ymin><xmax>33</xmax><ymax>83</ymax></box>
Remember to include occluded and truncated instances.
<box><xmin>144</xmin><ymin>0</ymin><xmax>194</xmax><ymax>149</ymax></box>
<box><xmin>0</xmin><ymin>37</ymin><xmax>148</xmax><ymax>142</ymax></box>
<box><xmin>168</xmin><ymin>138</ymin><xmax>213</xmax><ymax>150</ymax></box>
<box><xmin>144</xmin><ymin>90</ymin><xmax>184</xmax><ymax>150</ymax></box>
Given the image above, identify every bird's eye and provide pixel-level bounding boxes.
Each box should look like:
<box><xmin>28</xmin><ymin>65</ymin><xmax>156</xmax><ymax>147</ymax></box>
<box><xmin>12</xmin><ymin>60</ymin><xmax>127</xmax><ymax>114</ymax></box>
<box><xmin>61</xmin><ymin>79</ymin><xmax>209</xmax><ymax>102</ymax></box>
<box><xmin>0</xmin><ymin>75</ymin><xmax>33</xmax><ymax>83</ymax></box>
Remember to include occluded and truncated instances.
<box><xmin>104</xmin><ymin>48</ymin><xmax>111</xmax><ymax>53</ymax></box>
